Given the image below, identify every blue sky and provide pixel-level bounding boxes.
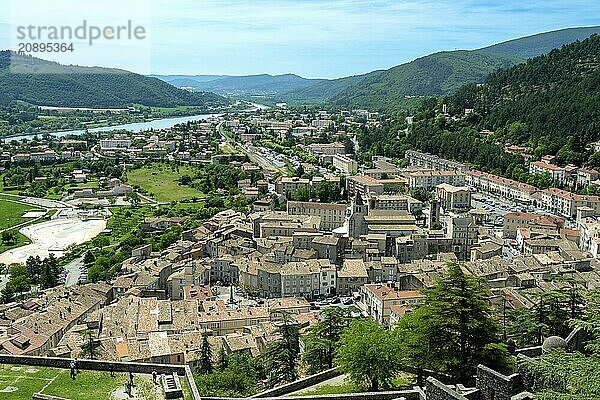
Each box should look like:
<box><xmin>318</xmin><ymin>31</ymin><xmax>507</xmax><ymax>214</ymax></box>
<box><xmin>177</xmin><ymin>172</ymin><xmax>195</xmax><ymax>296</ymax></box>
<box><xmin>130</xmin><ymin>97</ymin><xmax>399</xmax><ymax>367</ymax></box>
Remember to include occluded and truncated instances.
<box><xmin>1</xmin><ymin>0</ymin><xmax>599</xmax><ymax>78</ymax></box>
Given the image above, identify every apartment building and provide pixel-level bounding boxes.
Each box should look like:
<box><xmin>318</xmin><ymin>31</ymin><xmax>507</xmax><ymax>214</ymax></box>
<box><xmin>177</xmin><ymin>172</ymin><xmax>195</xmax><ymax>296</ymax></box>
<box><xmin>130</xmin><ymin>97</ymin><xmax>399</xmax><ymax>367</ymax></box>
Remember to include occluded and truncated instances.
<box><xmin>577</xmin><ymin>167</ymin><xmax>599</xmax><ymax>188</ymax></box>
<box><xmin>502</xmin><ymin>212</ymin><xmax>564</xmax><ymax>239</ymax></box>
<box><xmin>337</xmin><ymin>259</ymin><xmax>369</xmax><ymax>296</ymax></box>
<box><xmin>465</xmin><ymin>170</ymin><xmax>538</xmax><ymax>204</ymax></box>
<box><xmin>280</xmin><ymin>259</ymin><xmax>336</xmax><ymax>298</ymax></box>
<box><xmin>287</xmin><ymin>201</ymin><xmax>347</xmax><ymax>231</ymax></box>
<box><xmin>540</xmin><ymin>188</ymin><xmax>600</xmax><ymax>218</ymax></box>
<box><xmin>367</xmin><ymin>193</ymin><xmax>423</xmax><ymax>213</ymax></box>
<box><xmin>306</xmin><ymin>142</ymin><xmax>345</xmax><ymax>156</ymax></box>
<box><xmin>100</xmin><ymin>136</ymin><xmax>132</xmax><ymax>150</ymax></box>
<box><xmin>254</xmin><ymin>213</ymin><xmax>321</xmax><ymax>238</ymax></box>
<box><xmin>332</xmin><ymin>154</ymin><xmax>358</xmax><ymax>175</ymax></box>
<box><xmin>408</xmin><ymin>170</ymin><xmax>465</xmax><ymax>190</ymax></box>
<box><xmin>405</xmin><ymin>150</ymin><xmax>468</xmax><ymax>171</ymax></box>
<box><xmin>448</xmin><ymin>216</ymin><xmax>478</xmax><ymax>260</ymax></box>
<box><xmin>360</xmin><ymin>283</ymin><xmax>424</xmax><ymax>326</ymax></box>
<box><xmin>435</xmin><ymin>183</ymin><xmax>471</xmax><ymax>210</ymax></box>
<box><xmin>579</xmin><ymin>216</ymin><xmax>600</xmax><ymax>258</ymax></box>
<box><xmin>346</xmin><ymin>175</ymin><xmax>384</xmax><ymax>197</ymax></box>
<box><xmin>275</xmin><ymin>176</ymin><xmax>311</xmax><ymax>196</ymax></box>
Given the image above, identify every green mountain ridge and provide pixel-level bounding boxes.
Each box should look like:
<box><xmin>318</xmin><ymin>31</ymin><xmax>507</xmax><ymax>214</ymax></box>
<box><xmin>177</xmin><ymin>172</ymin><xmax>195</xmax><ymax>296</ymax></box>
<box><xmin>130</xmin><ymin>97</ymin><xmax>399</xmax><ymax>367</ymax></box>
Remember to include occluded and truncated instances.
<box><xmin>329</xmin><ymin>50</ymin><xmax>520</xmax><ymax>112</ymax></box>
<box><xmin>402</xmin><ymin>33</ymin><xmax>600</xmax><ymax>186</ymax></box>
<box><xmin>445</xmin><ymin>33</ymin><xmax>600</xmax><ymax>165</ymax></box>
<box><xmin>278</xmin><ymin>26</ymin><xmax>600</xmax><ymax>111</ymax></box>
<box><xmin>478</xmin><ymin>26</ymin><xmax>600</xmax><ymax>59</ymax></box>
<box><xmin>153</xmin><ymin>73</ymin><xmax>325</xmax><ymax>97</ymax></box>
<box><xmin>0</xmin><ymin>51</ymin><xmax>228</xmax><ymax>109</ymax></box>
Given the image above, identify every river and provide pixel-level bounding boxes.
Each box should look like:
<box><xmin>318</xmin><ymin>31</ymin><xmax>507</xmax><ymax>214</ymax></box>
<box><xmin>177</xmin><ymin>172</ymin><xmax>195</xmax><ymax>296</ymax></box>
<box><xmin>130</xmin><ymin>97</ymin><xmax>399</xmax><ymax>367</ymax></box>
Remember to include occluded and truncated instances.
<box><xmin>6</xmin><ymin>101</ymin><xmax>271</xmax><ymax>142</ymax></box>
<box><xmin>5</xmin><ymin>113</ymin><xmax>220</xmax><ymax>142</ymax></box>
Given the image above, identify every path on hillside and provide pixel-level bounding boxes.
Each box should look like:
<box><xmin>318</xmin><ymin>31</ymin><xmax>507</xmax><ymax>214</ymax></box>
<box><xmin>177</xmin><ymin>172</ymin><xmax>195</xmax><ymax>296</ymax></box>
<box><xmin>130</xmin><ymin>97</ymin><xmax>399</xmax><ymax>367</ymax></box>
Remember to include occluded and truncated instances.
<box><xmin>286</xmin><ymin>374</ymin><xmax>348</xmax><ymax>396</ymax></box>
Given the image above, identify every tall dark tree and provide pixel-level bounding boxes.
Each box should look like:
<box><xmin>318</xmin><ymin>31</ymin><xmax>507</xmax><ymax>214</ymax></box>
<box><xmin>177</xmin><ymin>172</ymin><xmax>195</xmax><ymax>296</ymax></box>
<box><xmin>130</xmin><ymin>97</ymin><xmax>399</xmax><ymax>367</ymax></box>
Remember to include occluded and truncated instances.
<box><xmin>25</xmin><ymin>255</ymin><xmax>42</xmax><ymax>284</ymax></box>
<box><xmin>302</xmin><ymin>307</ymin><xmax>354</xmax><ymax>374</ymax></box>
<box><xmin>262</xmin><ymin>312</ymin><xmax>301</xmax><ymax>386</ymax></box>
<box><xmin>198</xmin><ymin>333</ymin><xmax>213</xmax><ymax>374</ymax></box>
<box><xmin>396</xmin><ymin>263</ymin><xmax>513</xmax><ymax>383</ymax></box>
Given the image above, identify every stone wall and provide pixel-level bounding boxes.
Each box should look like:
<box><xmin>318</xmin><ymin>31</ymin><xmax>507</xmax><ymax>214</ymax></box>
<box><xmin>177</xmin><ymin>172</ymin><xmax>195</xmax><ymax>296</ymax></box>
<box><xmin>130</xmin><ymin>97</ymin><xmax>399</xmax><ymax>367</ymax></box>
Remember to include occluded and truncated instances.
<box><xmin>0</xmin><ymin>354</ymin><xmax>185</xmax><ymax>375</ymax></box>
<box><xmin>251</xmin><ymin>367</ymin><xmax>341</xmax><ymax>398</ymax></box>
<box><xmin>425</xmin><ymin>377</ymin><xmax>471</xmax><ymax>400</ymax></box>
<box><xmin>203</xmin><ymin>393</ymin><xmax>422</xmax><ymax>400</ymax></box>
<box><xmin>515</xmin><ymin>346</ymin><xmax>542</xmax><ymax>358</ymax></box>
<box><xmin>476</xmin><ymin>365</ymin><xmax>522</xmax><ymax>400</ymax></box>
<box><xmin>0</xmin><ymin>354</ymin><xmax>201</xmax><ymax>400</ymax></box>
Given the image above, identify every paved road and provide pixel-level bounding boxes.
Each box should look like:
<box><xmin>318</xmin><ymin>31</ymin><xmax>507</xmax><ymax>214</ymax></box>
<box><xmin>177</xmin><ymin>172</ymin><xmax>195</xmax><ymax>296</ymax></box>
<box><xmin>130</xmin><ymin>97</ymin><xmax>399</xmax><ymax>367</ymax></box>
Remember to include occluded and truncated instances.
<box><xmin>64</xmin><ymin>256</ymin><xmax>84</xmax><ymax>286</ymax></box>
<box><xmin>217</xmin><ymin>123</ymin><xmax>288</xmax><ymax>175</ymax></box>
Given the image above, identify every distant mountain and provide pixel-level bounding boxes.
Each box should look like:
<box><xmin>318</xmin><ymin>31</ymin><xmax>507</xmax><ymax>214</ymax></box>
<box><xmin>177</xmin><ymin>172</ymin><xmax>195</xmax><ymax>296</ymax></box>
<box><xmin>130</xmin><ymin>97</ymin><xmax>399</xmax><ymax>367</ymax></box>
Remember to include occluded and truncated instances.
<box><xmin>149</xmin><ymin>26</ymin><xmax>600</xmax><ymax>111</ymax></box>
<box><xmin>0</xmin><ymin>52</ymin><xmax>228</xmax><ymax>108</ymax></box>
<box><xmin>274</xmin><ymin>26</ymin><xmax>599</xmax><ymax>111</ymax></box>
<box><xmin>191</xmin><ymin>74</ymin><xmax>325</xmax><ymax>96</ymax></box>
<box><xmin>152</xmin><ymin>73</ymin><xmax>325</xmax><ymax>97</ymax></box>
<box><xmin>149</xmin><ymin>74</ymin><xmax>229</xmax><ymax>87</ymax></box>
<box><xmin>478</xmin><ymin>26</ymin><xmax>600</xmax><ymax>59</ymax></box>
<box><xmin>329</xmin><ymin>50</ymin><xmax>519</xmax><ymax>111</ymax></box>
<box><xmin>276</xmin><ymin>73</ymin><xmax>372</xmax><ymax>104</ymax></box>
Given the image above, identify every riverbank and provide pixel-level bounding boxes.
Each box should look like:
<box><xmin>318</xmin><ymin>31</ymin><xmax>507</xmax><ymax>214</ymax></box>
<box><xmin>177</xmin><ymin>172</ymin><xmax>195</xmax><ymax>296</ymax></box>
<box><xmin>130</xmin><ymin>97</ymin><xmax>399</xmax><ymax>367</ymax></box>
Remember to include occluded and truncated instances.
<box><xmin>3</xmin><ymin>101</ymin><xmax>268</xmax><ymax>142</ymax></box>
<box><xmin>4</xmin><ymin>112</ymin><xmax>221</xmax><ymax>142</ymax></box>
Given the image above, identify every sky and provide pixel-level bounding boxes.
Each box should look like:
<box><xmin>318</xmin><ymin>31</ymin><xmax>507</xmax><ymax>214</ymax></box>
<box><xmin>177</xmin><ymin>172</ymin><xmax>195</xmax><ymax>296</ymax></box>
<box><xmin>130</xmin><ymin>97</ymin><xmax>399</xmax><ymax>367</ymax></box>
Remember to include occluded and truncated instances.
<box><xmin>1</xmin><ymin>0</ymin><xmax>599</xmax><ymax>78</ymax></box>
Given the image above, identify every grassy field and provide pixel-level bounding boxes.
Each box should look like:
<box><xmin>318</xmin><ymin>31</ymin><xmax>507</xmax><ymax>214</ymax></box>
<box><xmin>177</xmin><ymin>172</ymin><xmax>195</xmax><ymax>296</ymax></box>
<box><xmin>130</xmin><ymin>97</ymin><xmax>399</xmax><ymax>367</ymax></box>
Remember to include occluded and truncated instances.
<box><xmin>0</xmin><ymin>364</ymin><xmax>192</xmax><ymax>400</ymax></box>
<box><xmin>0</xmin><ymin>232</ymin><xmax>31</xmax><ymax>255</ymax></box>
<box><xmin>128</xmin><ymin>165</ymin><xmax>204</xmax><ymax>202</ymax></box>
<box><xmin>107</xmin><ymin>206</ymin><xmax>155</xmax><ymax>241</ymax></box>
<box><xmin>0</xmin><ymin>198</ymin><xmax>43</xmax><ymax>231</ymax></box>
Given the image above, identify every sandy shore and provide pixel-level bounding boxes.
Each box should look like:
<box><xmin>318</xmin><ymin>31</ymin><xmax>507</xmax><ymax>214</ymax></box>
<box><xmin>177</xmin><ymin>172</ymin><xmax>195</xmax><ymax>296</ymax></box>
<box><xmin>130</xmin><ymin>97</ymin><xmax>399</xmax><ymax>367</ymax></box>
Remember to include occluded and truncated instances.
<box><xmin>0</xmin><ymin>218</ymin><xmax>106</xmax><ymax>265</ymax></box>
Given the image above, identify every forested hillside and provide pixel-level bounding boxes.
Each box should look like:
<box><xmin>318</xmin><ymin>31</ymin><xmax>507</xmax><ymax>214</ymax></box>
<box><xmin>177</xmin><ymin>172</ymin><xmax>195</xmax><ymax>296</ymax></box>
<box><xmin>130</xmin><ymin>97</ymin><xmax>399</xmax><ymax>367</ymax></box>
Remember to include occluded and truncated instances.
<box><xmin>328</xmin><ymin>26</ymin><xmax>600</xmax><ymax>113</ymax></box>
<box><xmin>356</xmin><ymin>34</ymin><xmax>600</xmax><ymax>192</ymax></box>
<box><xmin>330</xmin><ymin>50</ymin><xmax>519</xmax><ymax>112</ymax></box>
<box><xmin>478</xmin><ymin>26</ymin><xmax>600</xmax><ymax>59</ymax></box>
<box><xmin>445</xmin><ymin>34</ymin><xmax>600</xmax><ymax>166</ymax></box>
<box><xmin>0</xmin><ymin>52</ymin><xmax>228</xmax><ymax>108</ymax></box>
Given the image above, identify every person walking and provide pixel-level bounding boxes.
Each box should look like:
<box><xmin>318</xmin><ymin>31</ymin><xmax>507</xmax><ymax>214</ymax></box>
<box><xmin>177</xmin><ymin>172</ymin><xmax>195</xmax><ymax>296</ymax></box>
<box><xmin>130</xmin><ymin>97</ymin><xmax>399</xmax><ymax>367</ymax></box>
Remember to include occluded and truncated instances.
<box><xmin>152</xmin><ymin>370</ymin><xmax>157</xmax><ymax>384</ymax></box>
<box><xmin>69</xmin><ymin>361</ymin><xmax>76</xmax><ymax>380</ymax></box>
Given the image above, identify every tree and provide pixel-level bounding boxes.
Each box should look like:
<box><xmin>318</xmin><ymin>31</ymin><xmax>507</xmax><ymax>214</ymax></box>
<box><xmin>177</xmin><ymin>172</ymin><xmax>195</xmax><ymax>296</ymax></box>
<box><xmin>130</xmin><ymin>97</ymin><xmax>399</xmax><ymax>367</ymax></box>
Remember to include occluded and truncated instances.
<box><xmin>126</xmin><ymin>191</ymin><xmax>140</xmax><ymax>206</ymax></box>
<box><xmin>302</xmin><ymin>307</ymin><xmax>354</xmax><ymax>374</ymax></box>
<box><xmin>194</xmin><ymin>352</ymin><xmax>262</xmax><ymax>398</ymax></box>
<box><xmin>1</xmin><ymin>230</ymin><xmax>16</xmax><ymax>245</ymax></box>
<box><xmin>314</xmin><ymin>180</ymin><xmax>341</xmax><ymax>203</ymax></box>
<box><xmin>294</xmin><ymin>186</ymin><xmax>312</xmax><ymax>202</ymax></box>
<box><xmin>2</xmin><ymin>274</ymin><xmax>31</xmax><ymax>302</ymax></box>
<box><xmin>39</xmin><ymin>254</ymin><xmax>60</xmax><ymax>289</ymax></box>
<box><xmin>395</xmin><ymin>263</ymin><xmax>513</xmax><ymax>383</ymax></box>
<box><xmin>83</xmin><ymin>250</ymin><xmax>96</xmax><ymax>265</ymax></box>
<box><xmin>198</xmin><ymin>333</ymin><xmax>213</xmax><ymax>374</ymax></box>
<box><xmin>262</xmin><ymin>312</ymin><xmax>301</xmax><ymax>386</ymax></box>
<box><xmin>335</xmin><ymin>318</ymin><xmax>402</xmax><ymax>391</ymax></box>
<box><xmin>571</xmin><ymin>289</ymin><xmax>600</xmax><ymax>352</ymax></box>
<box><xmin>216</xmin><ymin>345</ymin><xmax>228</xmax><ymax>372</ymax></box>
<box><xmin>25</xmin><ymin>255</ymin><xmax>42</xmax><ymax>284</ymax></box>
